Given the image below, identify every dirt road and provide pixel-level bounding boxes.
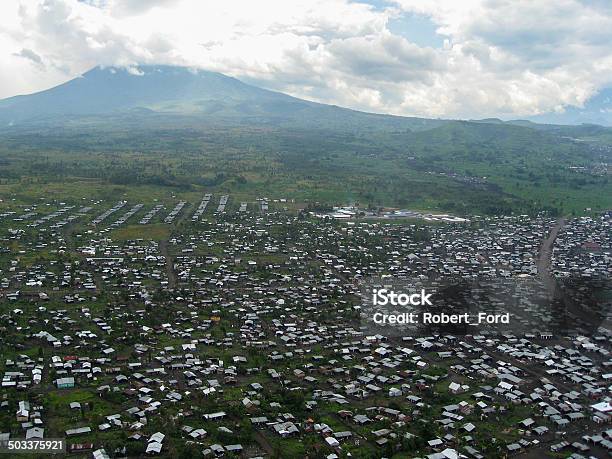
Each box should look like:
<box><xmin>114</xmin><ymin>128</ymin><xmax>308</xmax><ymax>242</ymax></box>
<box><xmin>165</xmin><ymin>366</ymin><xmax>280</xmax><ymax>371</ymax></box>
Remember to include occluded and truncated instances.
<box><xmin>159</xmin><ymin>240</ymin><xmax>177</xmax><ymax>288</ymax></box>
<box><xmin>536</xmin><ymin>218</ymin><xmax>565</xmax><ymax>292</ymax></box>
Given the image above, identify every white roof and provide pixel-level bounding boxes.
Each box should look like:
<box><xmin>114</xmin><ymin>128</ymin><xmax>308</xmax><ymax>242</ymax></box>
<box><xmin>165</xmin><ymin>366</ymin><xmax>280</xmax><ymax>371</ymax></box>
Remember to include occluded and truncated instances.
<box><xmin>148</xmin><ymin>432</ymin><xmax>165</xmax><ymax>443</ymax></box>
<box><xmin>325</xmin><ymin>436</ymin><xmax>340</xmax><ymax>447</ymax></box>
<box><xmin>592</xmin><ymin>401</ymin><xmax>612</xmax><ymax>413</ymax></box>
<box><xmin>146</xmin><ymin>442</ymin><xmax>162</xmax><ymax>454</ymax></box>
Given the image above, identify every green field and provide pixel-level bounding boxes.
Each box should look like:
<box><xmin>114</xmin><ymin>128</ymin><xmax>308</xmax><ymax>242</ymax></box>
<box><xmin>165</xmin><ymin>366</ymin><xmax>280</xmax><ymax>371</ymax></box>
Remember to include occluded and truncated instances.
<box><xmin>0</xmin><ymin>118</ymin><xmax>610</xmax><ymax>216</ymax></box>
<box><xmin>110</xmin><ymin>223</ymin><xmax>172</xmax><ymax>241</ymax></box>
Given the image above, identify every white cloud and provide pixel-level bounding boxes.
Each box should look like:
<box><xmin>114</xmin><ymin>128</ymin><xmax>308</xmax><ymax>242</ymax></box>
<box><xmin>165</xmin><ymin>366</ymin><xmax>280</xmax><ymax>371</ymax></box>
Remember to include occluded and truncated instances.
<box><xmin>0</xmin><ymin>0</ymin><xmax>611</xmax><ymax>118</ymax></box>
<box><xmin>391</xmin><ymin>0</ymin><xmax>612</xmax><ymax>116</ymax></box>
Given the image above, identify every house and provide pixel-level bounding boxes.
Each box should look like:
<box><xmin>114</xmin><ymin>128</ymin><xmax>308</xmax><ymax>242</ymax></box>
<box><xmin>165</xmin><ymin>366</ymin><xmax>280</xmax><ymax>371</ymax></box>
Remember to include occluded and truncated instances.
<box><xmin>591</xmin><ymin>401</ymin><xmax>612</xmax><ymax>424</ymax></box>
<box><xmin>25</xmin><ymin>427</ymin><xmax>44</xmax><ymax>439</ymax></box>
<box><xmin>66</xmin><ymin>427</ymin><xmax>92</xmax><ymax>436</ymax></box>
<box><xmin>56</xmin><ymin>377</ymin><xmax>75</xmax><ymax>389</ymax></box>
<box><xmin>92</xmin><ymin>449</ymin><xmax>110</xmax><ymax>459</ymax></box>
<box><xmin>16</xmin><ymin>401</ymin><xmax>30</xmax><ymax>421</ymax></box>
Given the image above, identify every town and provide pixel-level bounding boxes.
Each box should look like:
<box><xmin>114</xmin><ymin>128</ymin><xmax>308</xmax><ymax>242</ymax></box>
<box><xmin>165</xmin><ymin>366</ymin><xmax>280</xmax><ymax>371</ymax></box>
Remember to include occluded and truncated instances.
<box><xmin>0</xmin><ymin>194</ymin><xmax>610</xmax><ymax>459</ymax></box>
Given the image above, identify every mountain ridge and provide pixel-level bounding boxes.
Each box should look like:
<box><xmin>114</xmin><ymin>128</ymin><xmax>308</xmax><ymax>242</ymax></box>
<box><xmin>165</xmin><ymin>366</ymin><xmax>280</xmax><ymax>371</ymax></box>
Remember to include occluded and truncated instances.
<box><xmin>1</xmin><ymin>64</ymin><xmax>611</xmax><ymax>131</ymax></box>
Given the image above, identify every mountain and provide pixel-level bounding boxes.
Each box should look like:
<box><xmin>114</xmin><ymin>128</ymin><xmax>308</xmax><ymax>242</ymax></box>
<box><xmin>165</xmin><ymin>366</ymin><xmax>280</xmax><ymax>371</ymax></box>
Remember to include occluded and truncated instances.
<box><xmin>0</xmin><ymin>65</ymin><xmax>444</xmax><ymax>132</ymax></box>
<box><xmin>526</xmin><ymin>88</ymin><xmax>612</xmax><ymax>127</ymax></box>
<box><xmin>0</xmin><ymin>65</ymin><xmax>296</xmax><ymax>121</ymax></box>
<box><xmin>3</xmin><ymin>64</ymin><xmax>611</xmax><ymax>132</ymax></box>
<box><xmin>0</xmin><ymin>65</ymin><xmax>610</xmax><ymax>216</ymax></box>
<box><xmin>2</xmin><ymin>64</ymin><xmax>612</xmax><ymax>147</ymax></box>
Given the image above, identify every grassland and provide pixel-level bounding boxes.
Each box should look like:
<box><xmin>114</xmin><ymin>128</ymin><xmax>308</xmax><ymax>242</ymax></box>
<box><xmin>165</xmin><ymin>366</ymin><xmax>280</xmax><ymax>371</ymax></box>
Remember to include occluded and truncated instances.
<box><xmin>110</xmin><ymin>223</ymin><xmax>171</xmax><ymax>241</ymax></box>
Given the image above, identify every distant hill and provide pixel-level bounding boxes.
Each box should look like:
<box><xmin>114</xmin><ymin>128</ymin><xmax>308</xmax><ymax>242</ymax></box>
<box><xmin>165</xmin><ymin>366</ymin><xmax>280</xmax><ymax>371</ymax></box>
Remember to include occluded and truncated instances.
<box><xmin>526</xmin><ymin>88</ymin><xmax>612</xmax><ymax>127</ymax></box>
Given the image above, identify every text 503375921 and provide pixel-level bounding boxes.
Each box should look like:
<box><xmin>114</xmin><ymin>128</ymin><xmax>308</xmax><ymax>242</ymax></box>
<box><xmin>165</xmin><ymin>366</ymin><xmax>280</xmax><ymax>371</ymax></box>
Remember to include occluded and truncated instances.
<box><xmin>0</xmin><ymin>439</ymin><xmax>65</xmax><ymax>454</ymax></box>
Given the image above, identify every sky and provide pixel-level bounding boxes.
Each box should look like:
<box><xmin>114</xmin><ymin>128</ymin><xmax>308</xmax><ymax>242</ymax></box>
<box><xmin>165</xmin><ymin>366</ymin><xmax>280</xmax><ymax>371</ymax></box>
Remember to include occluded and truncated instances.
<box><xmin>1</xmin><ymin>0</ymin><xmax>611</xmax><ymax>119</ymax></box>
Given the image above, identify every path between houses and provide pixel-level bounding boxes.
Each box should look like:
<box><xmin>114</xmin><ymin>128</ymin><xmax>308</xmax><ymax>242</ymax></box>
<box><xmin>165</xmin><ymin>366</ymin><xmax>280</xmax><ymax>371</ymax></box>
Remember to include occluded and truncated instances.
<box><xmin>158</xmin><ymin>200</ymin><xmax>194</xmax><ymax>289</ymax></box>
<box><xmin>252</xmin><ymin>430</ymin><xmax>274</xmax><ymax>456</ymax></box>
<box><xmin>159</xmin><ymin>240</ymin><xmax>177</xmax><ymax>288</ymax></box>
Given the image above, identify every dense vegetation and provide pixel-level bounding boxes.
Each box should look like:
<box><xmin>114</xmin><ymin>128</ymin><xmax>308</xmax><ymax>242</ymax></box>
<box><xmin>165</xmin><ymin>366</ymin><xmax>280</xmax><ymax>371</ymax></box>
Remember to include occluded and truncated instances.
<box><xmin>0</xmin><ymin>116</ymin><xmax>610</xmax><ymax>216</ymax></box>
